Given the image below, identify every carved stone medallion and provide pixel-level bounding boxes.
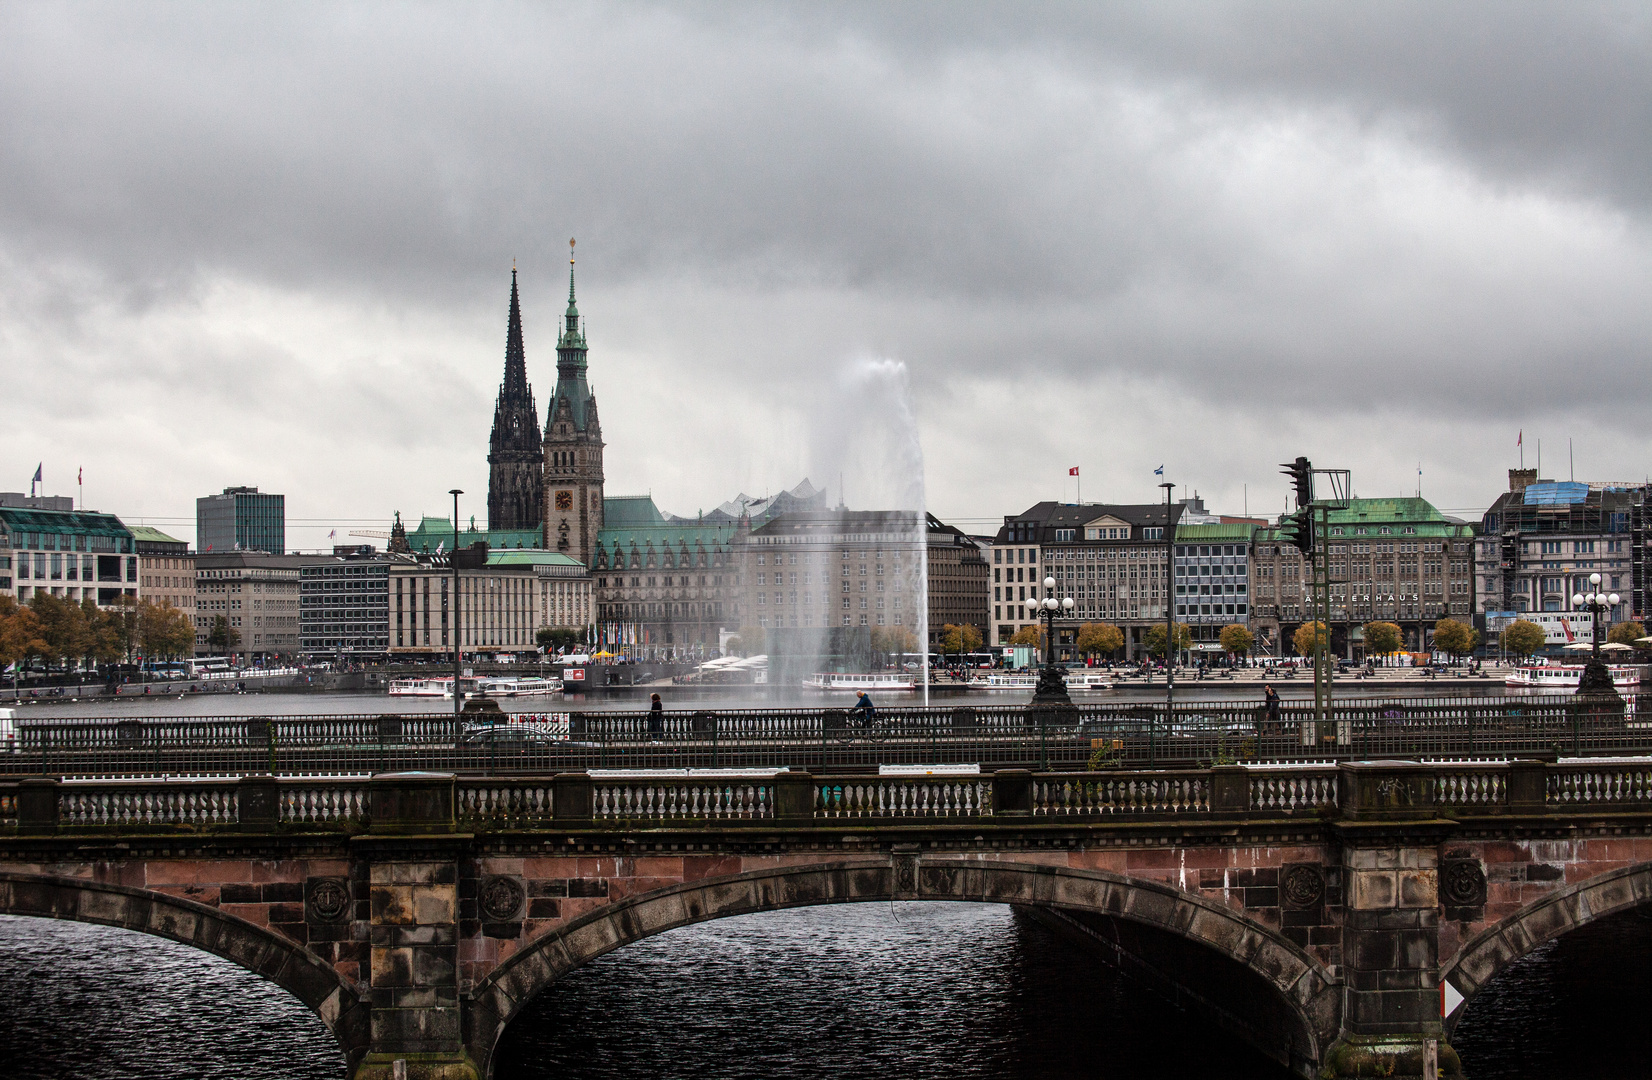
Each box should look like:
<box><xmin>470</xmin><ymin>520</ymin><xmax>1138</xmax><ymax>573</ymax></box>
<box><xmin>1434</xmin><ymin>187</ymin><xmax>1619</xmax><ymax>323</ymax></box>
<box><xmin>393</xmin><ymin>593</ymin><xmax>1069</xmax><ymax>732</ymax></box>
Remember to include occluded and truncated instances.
<box><xmin>480</xmin><ymin>875</ymin><xmax>527</xmax><ymax>922</ymax></box>
<box><xmin>1282</xmin><ymin>864</ymin><xmax>1326</xmax><ymax>908</ymax></box>
<box><xmin>1442</xmin><ymin>860</ymin><xmax>1487</xmax><ymax>907</ymax></box>
<box><xmin>307</xmin><ymin>877</ymin><xmax>351</xmax><ymax>923</ymax></box>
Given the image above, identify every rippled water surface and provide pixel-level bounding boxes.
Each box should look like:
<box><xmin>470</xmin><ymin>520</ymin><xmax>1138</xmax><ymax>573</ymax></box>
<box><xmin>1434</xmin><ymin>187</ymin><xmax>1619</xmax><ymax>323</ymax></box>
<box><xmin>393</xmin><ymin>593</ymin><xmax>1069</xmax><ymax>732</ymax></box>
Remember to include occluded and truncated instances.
<box><xmin>3</xmin><ymin>903</ymin><xmax>1651</xmax><ymax>1079</ymax></box>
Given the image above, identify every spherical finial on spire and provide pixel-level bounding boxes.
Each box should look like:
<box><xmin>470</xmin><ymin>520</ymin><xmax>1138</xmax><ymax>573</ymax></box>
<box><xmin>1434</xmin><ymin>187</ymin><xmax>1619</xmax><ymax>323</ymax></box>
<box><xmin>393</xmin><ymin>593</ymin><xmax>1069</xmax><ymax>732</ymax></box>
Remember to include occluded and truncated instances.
<box><xmin>570</xmin><ymin>237</ymin><xmax>576</xmax><ymax>266</ymax></box>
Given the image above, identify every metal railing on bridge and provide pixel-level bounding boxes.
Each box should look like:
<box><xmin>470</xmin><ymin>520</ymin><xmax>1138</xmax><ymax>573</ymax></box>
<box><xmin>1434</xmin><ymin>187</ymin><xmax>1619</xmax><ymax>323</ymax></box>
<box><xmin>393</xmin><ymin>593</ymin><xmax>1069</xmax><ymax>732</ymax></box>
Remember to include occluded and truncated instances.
<box><xmin>0</xmin><ymin>693</ymin><xmax>1644</xmax><ymax>779</ymax></box>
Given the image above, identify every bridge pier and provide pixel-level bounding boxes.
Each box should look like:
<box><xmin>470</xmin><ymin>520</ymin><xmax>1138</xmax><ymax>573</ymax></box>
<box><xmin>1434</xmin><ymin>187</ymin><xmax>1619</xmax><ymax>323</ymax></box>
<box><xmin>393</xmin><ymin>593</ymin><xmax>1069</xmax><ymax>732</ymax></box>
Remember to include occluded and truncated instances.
<box><xmin>1323</xmin><ymin>763</ymin><xmax>1462</xmax><ymax>1079</ymax></box>
<box><xmin>353</xmin><ymin>773</ymin><xmax>481</xmax><ymax>1080</ymax></box>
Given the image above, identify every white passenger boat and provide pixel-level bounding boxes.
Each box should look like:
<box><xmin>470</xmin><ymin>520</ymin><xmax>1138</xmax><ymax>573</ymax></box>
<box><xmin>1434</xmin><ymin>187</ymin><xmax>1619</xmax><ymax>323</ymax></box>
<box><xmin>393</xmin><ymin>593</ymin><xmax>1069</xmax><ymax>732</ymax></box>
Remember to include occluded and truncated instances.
<box><xmin>388</xmin><ymin>677</ymin><xmax>462</xmax><ymax>697</ymax></box>
<box><xmin>804</xmin><ymin>672</ymin><xmax>918</xmax><ymax>691</ymax></box>
<box><xmin>1505</xmin><ymin>663</ymin><xmax>1640</xmax><ymax>690</ymax></box>
<box><xmin>971</xmin><ymin>670</ymin><xmax>1113</xmax><ymax>691</ymax></box>
<box><xmin>472</xmin><ymin>676</ymin><xmax>563</xmax><ymax>697</ymax></box>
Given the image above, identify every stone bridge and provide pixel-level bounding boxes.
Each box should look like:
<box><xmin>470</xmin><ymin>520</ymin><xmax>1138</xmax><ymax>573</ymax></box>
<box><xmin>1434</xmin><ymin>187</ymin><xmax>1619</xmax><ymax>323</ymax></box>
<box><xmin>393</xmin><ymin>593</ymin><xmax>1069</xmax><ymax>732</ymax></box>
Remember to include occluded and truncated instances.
<box><xmin>3</xmin><ymin>759</ymin><xmax>1652</xmax><ymax>1079</ymax></box>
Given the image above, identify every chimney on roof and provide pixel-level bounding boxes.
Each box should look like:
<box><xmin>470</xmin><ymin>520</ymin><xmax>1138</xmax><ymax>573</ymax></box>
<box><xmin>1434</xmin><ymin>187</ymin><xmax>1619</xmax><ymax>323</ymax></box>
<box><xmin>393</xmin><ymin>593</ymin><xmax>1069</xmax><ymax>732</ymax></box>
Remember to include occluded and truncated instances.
<box><xmin>1509</xmin><ymin>468</ymin><xmax>1536</xmax><ymax>493</ymax></box>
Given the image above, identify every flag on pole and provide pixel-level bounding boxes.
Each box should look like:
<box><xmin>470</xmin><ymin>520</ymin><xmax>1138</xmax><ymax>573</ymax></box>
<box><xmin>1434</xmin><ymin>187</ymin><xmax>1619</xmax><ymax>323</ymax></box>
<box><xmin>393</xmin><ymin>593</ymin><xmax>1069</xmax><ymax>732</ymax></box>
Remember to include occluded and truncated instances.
<box><xmin>78</xmin><ymin>467</ymin><xmax>82</xmax><ymax>485</ymax></box>
<box><xmin>328</xmin><ymin>530</ymin><xmax>337</xmax><ymax>541</ymax></box>
<box><xmin>31</xmin><ymin>464</ymin><xmax>41</xmax><ymax>483</ymax></box>
<box><xmin>1153</xmin><ymin>465</ymin><xmax>1164</xmax><ymax>476</ymax></box>
<box><xmin>1068</xmin><ymin>467</ymin><xmax>1079</xmax><ymax>476</ymax></box>
<box><xmin>1517</xmin><ymin>430</ymin><xmax>1522</xmax><ymax>447</ymax></box>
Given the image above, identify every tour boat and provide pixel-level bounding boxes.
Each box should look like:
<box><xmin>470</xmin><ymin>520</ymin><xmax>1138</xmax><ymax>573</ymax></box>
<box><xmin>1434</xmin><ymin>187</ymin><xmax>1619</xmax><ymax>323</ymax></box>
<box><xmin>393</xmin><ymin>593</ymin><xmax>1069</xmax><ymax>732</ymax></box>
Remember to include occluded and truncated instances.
<box><xmin>389</xmin><ymin>676</ymin><xmax>464</xmax><ymax>697</ymax></box>
<box><xmin>804</xmin><ymin>672</ymin><xmax>919</xmax><ymax>691</ymax></box>
<box><xmin>1505</xmin><ymin>663</ymin><xmax>1641</xmax><ymax>690</ymax></box>
<box><xmin>471</xmin><ymin>676</ymin><xmax>563</xmax><ymax>697</ymax></box>
<box><xmin>971</xmin><ymin>670</ymin><xmax>1114</xmax><ymax>691</ymax></box>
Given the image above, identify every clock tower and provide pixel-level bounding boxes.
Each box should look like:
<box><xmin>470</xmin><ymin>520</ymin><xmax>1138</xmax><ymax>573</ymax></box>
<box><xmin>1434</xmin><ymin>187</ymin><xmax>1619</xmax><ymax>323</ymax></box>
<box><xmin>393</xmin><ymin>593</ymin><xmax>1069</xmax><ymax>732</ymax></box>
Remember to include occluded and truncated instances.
<box><xmin>542</xmin><ymin>241</ymin><xmax>604</xmax><ymax>565</ymax></box>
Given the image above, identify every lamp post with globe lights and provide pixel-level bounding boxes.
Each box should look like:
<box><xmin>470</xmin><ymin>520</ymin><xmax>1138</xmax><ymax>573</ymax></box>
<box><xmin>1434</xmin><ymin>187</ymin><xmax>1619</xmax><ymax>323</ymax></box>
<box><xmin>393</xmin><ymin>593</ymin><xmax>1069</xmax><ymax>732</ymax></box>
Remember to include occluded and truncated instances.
<box><xmin>1023</xmin><ymin>575</ymin><xmax>1076</xmax><ymax>705</ymax></box>
<box><xmin>1571</xmin><ymin>572</ymin><xmax>1621</xmax><ymax>697</ymax></box>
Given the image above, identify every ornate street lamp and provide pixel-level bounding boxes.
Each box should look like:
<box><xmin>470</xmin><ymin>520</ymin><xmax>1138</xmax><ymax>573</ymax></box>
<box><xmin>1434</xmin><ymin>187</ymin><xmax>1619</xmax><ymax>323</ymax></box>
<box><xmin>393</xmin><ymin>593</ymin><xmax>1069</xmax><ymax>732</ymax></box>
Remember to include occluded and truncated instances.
<box><xmin>1023</xmin><ymin>575</ymin><xmax>1075</xmax><ymax>705</ymax></box>
<box><xmin>1570</xmin><ymin>572</ymin><xmax>1620</xmax><ymax>697</ymax></box>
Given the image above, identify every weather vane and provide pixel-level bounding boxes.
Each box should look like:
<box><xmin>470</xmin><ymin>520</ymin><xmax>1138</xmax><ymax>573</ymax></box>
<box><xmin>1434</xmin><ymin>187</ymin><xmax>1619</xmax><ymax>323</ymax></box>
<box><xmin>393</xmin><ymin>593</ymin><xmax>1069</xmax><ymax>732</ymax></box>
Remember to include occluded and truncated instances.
<box><xmin>570</xmin><ymin>237</ymin><xmax>576</xmax><ymax>266</ymax></box>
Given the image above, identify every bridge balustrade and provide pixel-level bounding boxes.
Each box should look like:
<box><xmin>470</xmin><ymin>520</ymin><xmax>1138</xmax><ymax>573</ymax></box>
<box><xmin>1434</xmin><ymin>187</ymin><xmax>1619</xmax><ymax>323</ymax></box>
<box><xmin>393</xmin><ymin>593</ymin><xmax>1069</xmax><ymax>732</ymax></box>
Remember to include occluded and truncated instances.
<box><xmin>6</xmin><ymin>757</ymin><xmax>1650</xmax><ymax>833</ymax></box>
<box><xmin>1</xmin><ymin>693</ymin><xmax>1645</xmax><ymax>779</ymax></box>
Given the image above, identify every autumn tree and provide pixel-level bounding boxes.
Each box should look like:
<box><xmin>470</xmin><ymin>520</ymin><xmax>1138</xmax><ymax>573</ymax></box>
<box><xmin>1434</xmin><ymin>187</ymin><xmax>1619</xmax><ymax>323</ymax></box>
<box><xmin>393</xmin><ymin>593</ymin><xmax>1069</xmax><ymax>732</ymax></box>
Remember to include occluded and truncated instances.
<box><xmin>1218</xmin><ymin>624</ymin><xmax>1253</xmax><ymax>657</ymax></box>
<box><xmin>1500</xmin><ymin>619</ymin><xmax>1546</xmax><ymax>659</ymax></box>
<box><xmin>0</xmin><ymin>596</ymin><xmax>49</xmax><ymax>671</ymax></box>
<box><xmin>1362</xmin><ymin>621</ymin><xmax>1403</xmax><ymax>658</ymax></box>
<box><xmin>1144</xmin><ymin>622</ymin><xmax>1191</xmax><ymax>659</ymax></box>
<box><xmin>28</xmin><ymin>593</ymin><xmax>100</xmax><ymax>667</ymax></box>
<box><xmin>141</xmin><ymin>601</ymin><xmax>198</xmax><ymax>660</ymax></box>
<box><xmin>1432</xmin><ymin>617</ymin><xmax>1479</xmax><ymax>658</ymax></box>
<box><xmin>1293</xmin><ymin>620</ymin><xmax>1331</xmax><ymax>658</ymax></box>
<box><xmin>1076</xmin><ymin>622</ymin><xmax>1124</xmax><ymax>659</ymax></box>
<box><xmin>1007</xmin><ymin>624</ymin><xmax>1046</xmax><ymax>650</ymax></box>
<box><xmin>938</xmin><ymin>623</ymin><xmax>983</xmax><ymax>661</ymax></box>
<box><xmin>1607</xmin><ymin>621</ymin><xmax>1648</xmax><ymax>650</ymax></box>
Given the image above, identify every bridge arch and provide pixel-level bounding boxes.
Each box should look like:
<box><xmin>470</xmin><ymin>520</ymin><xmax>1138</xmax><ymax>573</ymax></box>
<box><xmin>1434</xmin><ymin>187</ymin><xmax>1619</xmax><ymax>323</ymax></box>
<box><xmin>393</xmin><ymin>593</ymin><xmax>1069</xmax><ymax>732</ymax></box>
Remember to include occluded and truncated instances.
<box><xmin>1442</xmin><ymin>860</ymin><xmax>1652</xmax><ymax>1031</ymax></box>
<box><xmin>0</xmin><ymin>871</ymin><xmax>369</xmax><ymax>1070</ymax></box>
<box><xmin>468</xmin><ymin>859</ymin><xmax>1338</xmax><ymax>1078</ymax></box>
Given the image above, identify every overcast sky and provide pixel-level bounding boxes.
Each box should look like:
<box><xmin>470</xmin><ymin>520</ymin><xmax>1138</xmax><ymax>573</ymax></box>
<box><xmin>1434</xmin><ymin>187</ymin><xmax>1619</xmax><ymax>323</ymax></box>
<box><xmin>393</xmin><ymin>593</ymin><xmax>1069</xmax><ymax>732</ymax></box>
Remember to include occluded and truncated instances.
<box><xmin>4</xmin><ymin>2</ymin><xmax>1650</xmax><ymax>550</ymax></box>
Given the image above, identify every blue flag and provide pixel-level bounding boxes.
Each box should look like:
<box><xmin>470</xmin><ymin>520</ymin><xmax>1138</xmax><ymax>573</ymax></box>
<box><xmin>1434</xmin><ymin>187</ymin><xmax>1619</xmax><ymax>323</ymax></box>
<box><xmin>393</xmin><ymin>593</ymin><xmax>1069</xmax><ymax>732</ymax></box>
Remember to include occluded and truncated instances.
<box><xmin>31</xmin><ymin>463</ymin><xmax>42</xmax><ymax>483</ymax></box>
<box><xmin>1153</xmin><ymin>465</ymin><xmax>1164</xmax><ymax>476</ymax></box>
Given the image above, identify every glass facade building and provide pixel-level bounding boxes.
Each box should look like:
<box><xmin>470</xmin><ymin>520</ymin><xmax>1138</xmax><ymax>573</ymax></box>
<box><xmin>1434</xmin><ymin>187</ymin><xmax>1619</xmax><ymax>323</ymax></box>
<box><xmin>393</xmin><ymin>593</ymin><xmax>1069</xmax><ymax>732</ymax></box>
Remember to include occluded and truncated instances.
<box><xmin>197</xmin><ymin>486</ymin><xmax>285</xmax><ymax>555</ymax></box>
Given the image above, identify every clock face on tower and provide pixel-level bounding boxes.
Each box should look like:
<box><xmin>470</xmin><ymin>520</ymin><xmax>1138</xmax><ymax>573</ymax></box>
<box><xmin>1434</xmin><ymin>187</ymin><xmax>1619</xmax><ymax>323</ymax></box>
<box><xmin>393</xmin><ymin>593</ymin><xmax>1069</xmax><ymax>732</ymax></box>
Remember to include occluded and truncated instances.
<box><xmin>555</xmin><ymin>490</ymin><xmax>573</xmax><ymax>511</ymax></box>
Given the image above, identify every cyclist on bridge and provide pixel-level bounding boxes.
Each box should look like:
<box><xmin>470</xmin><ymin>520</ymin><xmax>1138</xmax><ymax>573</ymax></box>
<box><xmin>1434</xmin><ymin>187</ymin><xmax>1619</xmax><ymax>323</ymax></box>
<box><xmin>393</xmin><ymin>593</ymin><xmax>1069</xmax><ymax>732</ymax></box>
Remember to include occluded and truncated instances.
<box><xmin>852</xmin><ymin>691</ymin><xmax>876</xmax><ymax>729</ymax></box>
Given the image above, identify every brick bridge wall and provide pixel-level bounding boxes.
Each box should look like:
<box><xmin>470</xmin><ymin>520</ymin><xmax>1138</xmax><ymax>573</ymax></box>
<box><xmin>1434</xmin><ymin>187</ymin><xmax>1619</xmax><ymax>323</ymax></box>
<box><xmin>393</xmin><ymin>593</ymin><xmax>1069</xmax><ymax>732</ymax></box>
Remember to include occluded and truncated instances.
<box><xmin>4</xmin><ymin>763</ymin><xmax>1652</xmax><ymax>1079</ymax></box>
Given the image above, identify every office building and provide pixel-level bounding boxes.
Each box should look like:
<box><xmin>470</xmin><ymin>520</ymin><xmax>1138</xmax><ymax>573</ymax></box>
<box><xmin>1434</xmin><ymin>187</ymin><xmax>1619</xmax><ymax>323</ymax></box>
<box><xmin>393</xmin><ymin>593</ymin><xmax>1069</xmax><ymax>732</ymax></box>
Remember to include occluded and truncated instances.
<box><xmin>0</xmin><ymin>506</ymin><xmax>137</xmax><ymax>607</ymax></box>
<box><xmin>197</xmin><ymin>486</ymin><xmax>285</xmax><ymax>555</ymax></box>
<box><xmin>131</xmin><ymin>525</ymin><xmax>195</xmax><ymax>618</ymax></box>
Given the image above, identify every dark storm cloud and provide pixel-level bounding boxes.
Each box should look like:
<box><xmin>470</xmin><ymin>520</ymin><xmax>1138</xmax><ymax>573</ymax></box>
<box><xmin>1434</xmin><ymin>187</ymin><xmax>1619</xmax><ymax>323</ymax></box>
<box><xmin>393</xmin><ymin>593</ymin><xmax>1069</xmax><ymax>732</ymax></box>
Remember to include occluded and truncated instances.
<box><xmin>1</xmin><ymin>2</ymin><xmax>1649</xmax><ymax>538</ymax></box>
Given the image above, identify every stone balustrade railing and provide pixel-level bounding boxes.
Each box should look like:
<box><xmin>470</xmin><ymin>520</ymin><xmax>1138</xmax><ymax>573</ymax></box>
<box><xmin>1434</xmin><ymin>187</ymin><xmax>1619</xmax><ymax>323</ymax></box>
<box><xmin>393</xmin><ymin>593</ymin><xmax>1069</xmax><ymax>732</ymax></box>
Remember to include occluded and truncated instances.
<box><xmin>592</xmin><ymin>779</ymin><xmax>773</xmax><ymax>820</ymax></box>
<box><xmin>816</xmin><ymin>777</ymin><xmax>991</xmax><ymax>818</ymax></box>
<box><xmin>5</xmin><ymin>758</ymin><xmax>1652</xmax><ymax>833</ymax></box>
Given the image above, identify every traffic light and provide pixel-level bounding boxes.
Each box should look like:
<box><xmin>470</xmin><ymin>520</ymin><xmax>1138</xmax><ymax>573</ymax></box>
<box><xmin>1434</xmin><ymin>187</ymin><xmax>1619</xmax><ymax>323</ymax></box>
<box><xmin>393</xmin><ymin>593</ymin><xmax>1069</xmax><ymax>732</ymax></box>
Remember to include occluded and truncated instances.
<box><xmin>1279</xmin><ymin>506</ymin><xmax>1315</xmax><ymax>557</ymax></box>
<box><xmin>1280</xmin><ymin>456</ymin><xmax>1313</xmax><ymax>509</ymax></box>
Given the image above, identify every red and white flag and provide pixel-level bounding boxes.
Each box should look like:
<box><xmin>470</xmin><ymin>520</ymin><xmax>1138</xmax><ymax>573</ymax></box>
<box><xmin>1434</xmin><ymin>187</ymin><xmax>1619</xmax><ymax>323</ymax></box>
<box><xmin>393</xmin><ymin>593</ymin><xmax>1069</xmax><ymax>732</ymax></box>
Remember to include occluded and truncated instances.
<box><xmin>1068</xmin><ymin>466</ymin><xmax>1079</xmax><ymax>476</ymax></box>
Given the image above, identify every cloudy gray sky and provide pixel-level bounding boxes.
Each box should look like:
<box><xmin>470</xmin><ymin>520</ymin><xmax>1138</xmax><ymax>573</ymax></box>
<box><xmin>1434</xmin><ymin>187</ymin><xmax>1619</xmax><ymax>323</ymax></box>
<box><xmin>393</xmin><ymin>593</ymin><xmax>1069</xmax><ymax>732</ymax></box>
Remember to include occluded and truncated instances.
<box><xmin>4</xmin><ymin>2</ymin><xmax>1649</xmax><ymax>549</ymax></box>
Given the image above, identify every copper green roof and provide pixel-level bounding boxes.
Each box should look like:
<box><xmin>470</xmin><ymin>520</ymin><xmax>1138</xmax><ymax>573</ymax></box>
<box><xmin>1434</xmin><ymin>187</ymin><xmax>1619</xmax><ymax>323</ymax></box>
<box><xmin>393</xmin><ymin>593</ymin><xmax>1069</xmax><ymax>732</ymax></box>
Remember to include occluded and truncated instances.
<box><xmin>126</xmin><ymin>524</ymin><xmax>185</xmax><ymax>545</ymax></box>
<box><xmin>1254</xmin><ymin>498</ymin><xmax>1474</xmax><ymax>541</ymax></box>
<box><xmin>485</xmin><ymin>550</ymin><xmax>586</xmax><ymax>569</ymax></box>
<box><xmin>596</xmin><ymin>495</ymin><xmax>741</xmax><ymax>569</ymax></box>
<box><xmin>1173</xmin><ymin>523</ymin><xmax>1257</xmax><ymax>541</ymax></box>
<box><xmin>404</xmin><ymin>516</ymin><xmax>542</xmax><ymax>553</ymax></box>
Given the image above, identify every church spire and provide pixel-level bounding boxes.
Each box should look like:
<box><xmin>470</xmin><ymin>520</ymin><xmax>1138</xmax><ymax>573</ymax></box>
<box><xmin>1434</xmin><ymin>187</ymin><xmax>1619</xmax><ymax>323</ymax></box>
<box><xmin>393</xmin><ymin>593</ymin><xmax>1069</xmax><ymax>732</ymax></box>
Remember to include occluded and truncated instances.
<box><xmin>504</xmin><ymin>267</ymin><xmax>529</xmax><ymax>397</ymax></box>
<box><xmin>488</xmin><ymin>266</ymin><xmax>542</xmax><ymax>532</ymax></box>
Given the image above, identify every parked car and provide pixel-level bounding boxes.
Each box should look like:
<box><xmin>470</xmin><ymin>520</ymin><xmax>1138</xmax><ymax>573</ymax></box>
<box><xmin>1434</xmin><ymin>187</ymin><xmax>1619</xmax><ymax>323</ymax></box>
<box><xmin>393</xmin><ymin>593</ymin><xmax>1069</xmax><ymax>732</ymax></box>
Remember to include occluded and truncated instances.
<box><xmin>460</xmin><ymin>722</ymin><xmax>562</xmax><ymax>747</ymax></box>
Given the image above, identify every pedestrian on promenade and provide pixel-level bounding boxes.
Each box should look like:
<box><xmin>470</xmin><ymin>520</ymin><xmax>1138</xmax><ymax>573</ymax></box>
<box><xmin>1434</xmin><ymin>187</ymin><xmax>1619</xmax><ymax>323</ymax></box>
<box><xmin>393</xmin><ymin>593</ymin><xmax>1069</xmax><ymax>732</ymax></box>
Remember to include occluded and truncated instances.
<box><xmin>1263</xmin><ymin>684</ymin><xmax>1281</xmax><ymax>735</ymax></box>
<box><xmin>648</xmin><ymin>693</ymin><xmax>664</xmax><ymax>739</ymax></box>
<box><xmin>853</xmin><ymin>691</ymin><xmax>876</xmax><ymax>729</ymax></box>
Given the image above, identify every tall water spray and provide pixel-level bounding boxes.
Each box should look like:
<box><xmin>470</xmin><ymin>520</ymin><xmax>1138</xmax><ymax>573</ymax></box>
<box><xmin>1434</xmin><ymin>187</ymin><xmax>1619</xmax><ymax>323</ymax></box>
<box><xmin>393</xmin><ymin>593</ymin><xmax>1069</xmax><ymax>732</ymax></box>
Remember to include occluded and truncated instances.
<box><xmin>805</xmin><ymin>358</ymin><xmax>930</xmax><ymax>705</ymax></box>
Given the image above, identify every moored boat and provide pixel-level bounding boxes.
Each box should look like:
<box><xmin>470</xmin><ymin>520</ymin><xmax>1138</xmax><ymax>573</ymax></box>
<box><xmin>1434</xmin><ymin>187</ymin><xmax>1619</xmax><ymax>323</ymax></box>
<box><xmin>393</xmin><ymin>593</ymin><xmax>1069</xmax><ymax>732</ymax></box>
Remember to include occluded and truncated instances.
<box><xmin>472</xmin><ymin>676</ymin><xmax>563</xmax><ymax>697</ymax></box>
<box><xmin>804</xmin><ymin>672</ymin><xmax>918</xmax><ymax>691</ymax></box>
<box><xmin>971</xmin><ymin>670</ymin><xmax>1113</xmax><ymax>691</ymax></box>
<box><xmin>1505</xmin><ymin>663</ymin><xmax>1640</xmax><ymax>690</ymax></box>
